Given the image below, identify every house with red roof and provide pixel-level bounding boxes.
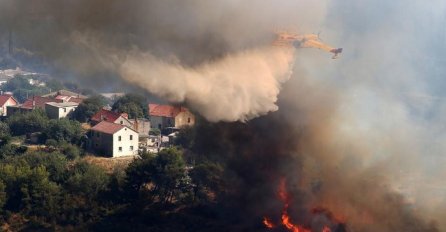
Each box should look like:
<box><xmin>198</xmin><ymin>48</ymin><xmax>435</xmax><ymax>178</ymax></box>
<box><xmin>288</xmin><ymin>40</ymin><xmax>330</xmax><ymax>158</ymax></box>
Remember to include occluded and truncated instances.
<box><xmin>90</xmin><ymin>108</ymin><xmax>133</xmax><ymax>128</ymax></box>
<box><xmin>148</xmin><ymin>104</ymin><xmax>195</xmax><ymax>131</ymax></box>
<box><xmin>7</xmin><ymin>96</ymin><xmax>63</xmax><ymax>115</ymax></box>
<box><xmin>0</xmin><ymin>94</ymin><xmax>18</xmax><ymax>116</ymax></box>
<box><xmin>89</xmin><ymin>121</ymin><xmax>139</xmax><ymax>157</ymax></box>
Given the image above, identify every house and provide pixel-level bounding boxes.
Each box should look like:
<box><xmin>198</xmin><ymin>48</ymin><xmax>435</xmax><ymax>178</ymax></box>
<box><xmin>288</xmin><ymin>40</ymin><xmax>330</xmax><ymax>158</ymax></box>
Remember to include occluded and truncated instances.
<box><xmin>148</xmin><ymin>104</ymin><xmax>195</xmax><ymax>131</ymax></box>
<box><xmin>42</xmin><ymin>89</ymin><xmax>87</xmax><ymax>99</ymax></box>
<box><xmin>45</xmin><ymin>102</ymin><xmax>79</xmax><ymax>119</ymax></box>
<box><xmin>89</xmin><ymin>121</ymin><xmax>139</xmax><ymax>157</ymax></box>
<box><xmin>90</xmin><ymin>108</ymin><xmax>133</xmax><ymax>127</ymax></box>
<box><xmin>0</xmin><ymin>94</ymin><xmax>18</xmax><ymax>116</ymax></box>
<box><xmin>129</xmin><ymin>118</ymin><xmax>151</xmax><ymax>136</ymax></box>
<box><xmin>42</xmin><ymin>89</ymin><xmax>87</xmax><ymax>104</ymax></box>
<box><xmin>7</xmin><ymin>96</ymin><xmax>63</xmax><ymax>115</ymax></box>
<box><xmin>129</xmin><ymin>118</ymin><xmax>152</xmax><ymax>147</ymax></box>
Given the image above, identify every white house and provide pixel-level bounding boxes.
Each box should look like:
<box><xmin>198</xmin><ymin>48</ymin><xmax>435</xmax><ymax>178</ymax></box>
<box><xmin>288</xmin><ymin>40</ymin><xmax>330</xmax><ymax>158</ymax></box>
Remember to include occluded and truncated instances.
<box><xmin>90</xmin><ymin>121</ymin><xmax>139</xmax><ymax>158</ymax></box>
<box><xmin>45</xmin><ymin>102</ymin><xmax>79</xmax><ymax>119</ymax></box>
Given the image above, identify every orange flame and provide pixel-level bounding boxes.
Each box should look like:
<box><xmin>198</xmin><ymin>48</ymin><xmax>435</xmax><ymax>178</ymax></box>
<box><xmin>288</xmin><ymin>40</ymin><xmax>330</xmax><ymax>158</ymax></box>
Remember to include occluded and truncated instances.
<box><xmin>263</xmin><ymin>217</ymin><xmax>275</xmax><ymax>228</ymax></box>
<box><xmin>263</xmin><ymin>178</ymin><xmax>310</xmax><ymax>232</ymax></box>
<box><xmin>281</xmin><ymin>212</ymin><xmax>300</xmax><ymax>232</ymax></box>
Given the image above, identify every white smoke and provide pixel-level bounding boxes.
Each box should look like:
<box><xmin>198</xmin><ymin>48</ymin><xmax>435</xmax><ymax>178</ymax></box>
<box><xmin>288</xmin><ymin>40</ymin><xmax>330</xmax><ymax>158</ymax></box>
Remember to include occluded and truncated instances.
<box><xmin>119</xmin><ymin>47</ymin><xmax>295</xmax><ymax>122</ymax></box>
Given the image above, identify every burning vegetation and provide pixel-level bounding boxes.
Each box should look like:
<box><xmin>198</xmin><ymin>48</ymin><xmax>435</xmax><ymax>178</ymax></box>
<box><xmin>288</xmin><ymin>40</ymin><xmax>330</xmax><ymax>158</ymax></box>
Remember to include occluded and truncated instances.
<box><xmin>262</xmin><ymin>178</ymin><xmax>346</xmax><ymax>232</ymax></box>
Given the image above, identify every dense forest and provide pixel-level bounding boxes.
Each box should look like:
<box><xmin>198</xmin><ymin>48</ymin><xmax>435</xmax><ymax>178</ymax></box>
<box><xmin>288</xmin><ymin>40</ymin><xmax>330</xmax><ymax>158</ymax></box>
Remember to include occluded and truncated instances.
<box><xmin>0</xmin><ymin>121</ymin><xmax>238</xmax><ymax>232</ymax></box>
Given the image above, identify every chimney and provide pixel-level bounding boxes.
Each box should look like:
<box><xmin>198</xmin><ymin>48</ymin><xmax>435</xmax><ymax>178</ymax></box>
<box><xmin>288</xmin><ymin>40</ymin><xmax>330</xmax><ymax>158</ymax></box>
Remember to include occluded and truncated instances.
<box><xmin>32</xmin><ymin>96</ymin><xmax>36</xmax><ymax>109</ymax></box>
<box><xmin>134</xmin><ymin>118</ymin><xmax>139</xmax><ymax>132</ymax></box>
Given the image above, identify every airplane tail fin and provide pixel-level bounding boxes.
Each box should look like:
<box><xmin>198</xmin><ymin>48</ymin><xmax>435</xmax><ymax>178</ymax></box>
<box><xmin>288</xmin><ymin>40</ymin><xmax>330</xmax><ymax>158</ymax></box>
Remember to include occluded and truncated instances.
<box><xmin>330</xmin><ymin>48</ymin><xmax>343</xmax><ymax>59</ymax></box>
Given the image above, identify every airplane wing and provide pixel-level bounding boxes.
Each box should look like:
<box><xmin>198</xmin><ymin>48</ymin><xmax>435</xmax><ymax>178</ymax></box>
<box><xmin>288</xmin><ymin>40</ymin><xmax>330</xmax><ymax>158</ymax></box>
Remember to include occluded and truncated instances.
<box><xmin>301</xmin><ymin>40</ymin><xmax>342</xmax><ymax>59</ymax></box>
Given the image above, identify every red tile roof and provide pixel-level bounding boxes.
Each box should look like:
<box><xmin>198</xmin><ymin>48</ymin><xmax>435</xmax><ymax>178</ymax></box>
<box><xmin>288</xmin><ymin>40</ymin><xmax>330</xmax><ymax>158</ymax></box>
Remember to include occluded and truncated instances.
<box><xmin>148</xmin><ymin>104</ymin><xmax>189</xmax><ymax>118</ymax></box>
<box><xmin>91</xmin><ymin>109</ymin><xmax>122</xmax><ymax>123</ymax></box>
<box><xmin>0</xmin><ymin>94</ymin><xmax>17</xmax><ymax>107</ymax></box>
<box><xmin>22</xmin><ymin>96</ymin><xmax>63</xmax><ymax>109</ymax></box>
<box><xmin>54</xmin><ymin>95</ymin><xmax>85</xmax><ymax>104</ymax></box>
<box><xmin>91</xmin><ymin>121</ymin><xmax>125</xmax><ymax>134</ymax></box>
<box><xmin>68</xmin><ymin>97</ymin><xmax>84</xmax><ymax>104</ymax></box>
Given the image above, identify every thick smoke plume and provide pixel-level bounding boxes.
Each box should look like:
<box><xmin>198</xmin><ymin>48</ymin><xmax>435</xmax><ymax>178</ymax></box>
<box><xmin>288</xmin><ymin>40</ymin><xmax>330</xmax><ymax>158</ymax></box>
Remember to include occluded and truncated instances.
<box><xmin>119</xmin><ymin>47</ymin><xmax>294</xmax><ymax>122</ymax></box>
<box><xmin>188</xmin><ymin>77</ymin><xmax>439</xmax><ymax>231</ymax></box>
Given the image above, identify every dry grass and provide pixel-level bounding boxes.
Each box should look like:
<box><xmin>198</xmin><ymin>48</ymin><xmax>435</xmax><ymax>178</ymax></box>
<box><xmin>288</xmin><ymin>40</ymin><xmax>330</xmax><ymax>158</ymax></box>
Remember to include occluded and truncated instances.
<box><xmin>82</xmin><ymin>154</ymin><xmax>137</xmax><ymax>173</ymax></box>
<box><xmin>81</xmin><ymin>123</ymin><xmax>92</xmax><ymax>130</ymax></box>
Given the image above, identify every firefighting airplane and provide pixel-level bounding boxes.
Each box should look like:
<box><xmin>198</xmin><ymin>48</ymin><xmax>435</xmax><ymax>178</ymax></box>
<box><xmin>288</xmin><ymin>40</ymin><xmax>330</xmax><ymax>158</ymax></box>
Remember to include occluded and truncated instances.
<box><xmin>273</xmin><ymin>31</ymin><xmax>343</xmax><ymax>59</ymax></box>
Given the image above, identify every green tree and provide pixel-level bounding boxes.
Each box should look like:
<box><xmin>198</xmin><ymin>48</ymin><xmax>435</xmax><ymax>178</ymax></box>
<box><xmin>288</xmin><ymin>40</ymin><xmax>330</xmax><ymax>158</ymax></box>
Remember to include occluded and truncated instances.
<box><xmin>0</xmin><ymin>121</ymin><xmax>11</xmax><ymax>146</ymax></box>
<box><xmin>58</xmin><ymin>163</ymin><xmax>109</xmax><ymax>226</ymax></box>
<box><xmin>45</xmin><ymin>79</ymin><xmax>64</xmax><ymax>92</ymax></box>
<box><xmin>13</xmin><ymin>88</ymin><xmax>50</xmax><ymax>103</ymax></box>
<box><xmin>189</xmin><ymin>161</ymin><xmax>224</xmax><ymax>202</ymax></box>
<box><xmin>1</xmin><ymin>75</ymin><xmax>51</xmax><ymax>102</ymax></box>
<box><xmin>23</xmin><ymin>151</ymin><xmax>69</xmax><ymax>184</ymax></box>
<box><xmin>151</xmin><ymin>148</ymin><xmax>189</xmax><ymax>203</ymax></box>
<box><xmin>26</xmin><ymin>166</ymin><xmax>60</xmax><ymax>221</ymax></box>
<box><xmin>0</xmin><ymin>144</ymin><xmax>28</xmax><ymax>158</ymax></box>
<box><xmin>125</xmin><ymin>152</ymin><xmax>156</xmax><ymax>199</ymax></box>
<box><xmin>2</xmin><ymin>75</ymin><xmax>32</xmax><ymax>92</ymax></box>
<box><xmin>73</xmin><ymin>95</ymin><xmax>107</xmax><ymax>122</ymax></box>
<box><xmin>112</xmin><ymin>94</ymin><xmax>147</xmax><ymax>119</ymax></box>
<box><xmin>125</xmin><ymin>148</ymin><xmax>189</xmax><ymax>204</ymax></box>
<box><xmin>174</xmin><ymin>127</ymin><xmax>196</xmax><ymax>149</ymax></box>
<box><xmin>0</xmin><ymin>163</ymin><xmax>60</xmax><ymax>219</ymax></box>
<box><xmin>60</xmin><ymin>143</ymin><xmax>81</xmax><ymax>160</ymax></box>
<box><xmin>7</xmin><ymin>109</ymin><xmax>49</xmax><ymax>136</ymax></box>
<box><xmin>0</xmin><ymin>180</ymin><xmax>7</xmax><ymax>211</ymax></box>
<box><xmin>43</xmin><ymin>118</ymin><xmax>83</xmax><ymax>144</ymax></box>
<box><xmin>66</xmin><ymin>162</ymin><xmax>109</xmax><ymax>198</ymax></box>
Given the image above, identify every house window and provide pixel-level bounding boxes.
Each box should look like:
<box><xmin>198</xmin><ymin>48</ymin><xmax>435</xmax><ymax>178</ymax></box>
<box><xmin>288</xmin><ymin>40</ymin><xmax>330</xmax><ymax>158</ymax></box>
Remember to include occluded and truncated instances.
<box><xmin>118</xmin><ymin>136</ymin><xmax>121</xmax><ymax>141</ymax></box>
<box><xmin>130</xmin><ymin>135</ymin><xmax>133</xmax><ymax>140</ymax></box>
<box><xmin>120</xmin><ymin>120</ymin><xmax>123</xmax><ymax>124</ymax></box>
<box><xmin>96</xmin><ymin>132</ymin><xmax>99</xmax><ymax>138</ymax></box>
<box><xmin>118</xmin><ymin>147</ymin><xmax>122</xmax><ymax>152</ymax></box>
<box><xmin>64</xmin><ymin>108</ymin><xmax>67</xmax><ymax>113</ymax></box>
<box><xmin>130</xmin><ymin>146</ymin><xmax>134</xmax><ymax>151</ymax></box>
<box><xmin>187</xmin><ymin>117</ymin><xmax>191</xmax><ymax>123</ymax></box>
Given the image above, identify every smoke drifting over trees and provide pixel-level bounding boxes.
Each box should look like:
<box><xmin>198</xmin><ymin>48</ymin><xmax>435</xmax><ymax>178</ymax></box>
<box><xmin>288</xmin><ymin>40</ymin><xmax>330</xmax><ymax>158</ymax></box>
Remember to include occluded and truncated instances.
<box><xmin>1</xmin><ymin>0</ymin><xmax>446</xmax><ymax>231</ymax></box>
<box><xmin>0</xmin><ymin>0</ymin><xmax>320</xmax><ymax>122</ymax></box>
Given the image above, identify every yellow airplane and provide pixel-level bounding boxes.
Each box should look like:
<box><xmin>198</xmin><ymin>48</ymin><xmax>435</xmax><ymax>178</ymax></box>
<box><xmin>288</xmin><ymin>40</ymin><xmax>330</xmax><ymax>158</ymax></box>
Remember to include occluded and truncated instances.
<box><xmin>273</xmin><ymin>32</ymin><xmax>343</xmax><ymax>59</ymax></box>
